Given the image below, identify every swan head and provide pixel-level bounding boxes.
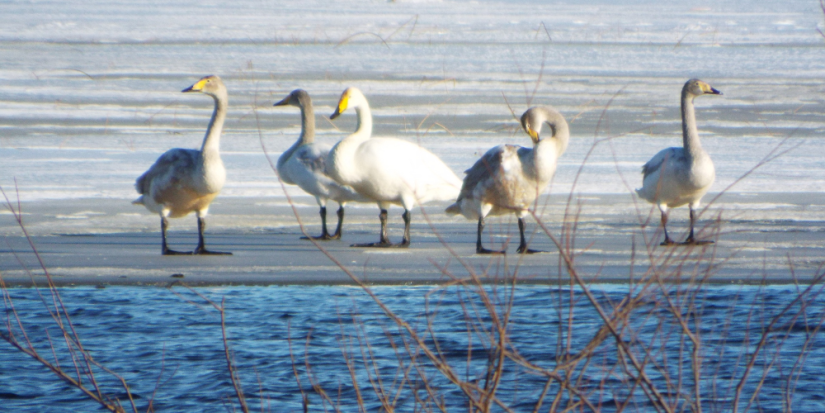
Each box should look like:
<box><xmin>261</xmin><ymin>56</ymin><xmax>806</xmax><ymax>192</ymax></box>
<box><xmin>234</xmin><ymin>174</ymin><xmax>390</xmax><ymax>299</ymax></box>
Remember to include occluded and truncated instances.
<box><xmin>520</xmin><ymin>106</ymin><xmax>567</xmax><ymax>145</ymax></box>
<box><xmin>330</xmin><ymin>87</ymin><xmax>366</xmax><ymax>120</ymax></box>
<box><xmin>273</xmin><ymin>89</ymin><xmax>311</xmax><ymax>108</ymax></box>
<box><xmin>684</xmin><ymin>79</ymin><xmax>722</xmax><ymax>98</ymax></box>
<box><xmin>182</xmin><ymin>75</ymin><xmax>226</xmax><ymax>99</ymax></box>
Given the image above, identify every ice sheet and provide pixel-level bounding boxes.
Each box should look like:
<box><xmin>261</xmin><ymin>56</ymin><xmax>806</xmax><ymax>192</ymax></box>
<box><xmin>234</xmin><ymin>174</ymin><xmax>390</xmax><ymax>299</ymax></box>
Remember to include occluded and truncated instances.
<box><xmin>0</xmin><ymin>0</ymin><xmax>823</xmax><ymax>202</ymax></box>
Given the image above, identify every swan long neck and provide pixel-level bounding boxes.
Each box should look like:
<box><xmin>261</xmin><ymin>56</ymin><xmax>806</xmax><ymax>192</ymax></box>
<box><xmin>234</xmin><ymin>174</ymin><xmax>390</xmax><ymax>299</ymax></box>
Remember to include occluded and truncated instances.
<box><xmin>533</xmin><ymin>112</ymin><xmax>570</xmax><ymax>182</ymax></box>
<box><xmin>299</xmin><ymin>98</ymin><xmax>316</xmax><ymax>145</ymax></box>
<box><xmin>328</xmin><ymin>96</ymin><xmax>372</xmax><ymax>184</ymax></box>
<box><xmin>276</xmin><ymin>98</ymin><xmax>316</xmax><ymax>174</ymax></box>
<box><xmin>352</xmin><ymin>102</ymin><xmax>373</xmax><ymax>141</ymax></box>
<box><xmin>534</xmin><ymin>112</ymin><xmax>570</xmax><ymax>158</ymax></box>
<box><xmin>547</xmin><ymin>114</ymin><xmax>570</xmax><ymax>157</ymax></box>
<box><xmin>681</xmin><ymin>90</ymin><xmax>702</xmax><ymax>159</ymax></box>
<box><xmin>201</xmin><ymin>91</ymin><xmax>228</xmax><ymax>157</ymax></box>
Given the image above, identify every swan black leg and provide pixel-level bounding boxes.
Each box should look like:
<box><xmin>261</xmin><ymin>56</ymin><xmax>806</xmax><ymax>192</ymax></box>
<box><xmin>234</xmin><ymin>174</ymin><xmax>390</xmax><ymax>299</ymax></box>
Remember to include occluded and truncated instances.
<box><xmin>330</xmin><ymin>206</ymin><xmax>344</xmax><ymax>240</ymax></box>
<box><xmin>352</xmin><ymin>209</ymin><xmax>394</xmax><ymax>248</ymax></box>
<box><xmin>193</xmin><ymin>217</ymin><xmax>232</xmax><ymax>255</ymax></box>
<box><xmin>396</xmin><ymin>210</ymin><xmax>411</xmax><ymax>248</ymax></box>
<box><xmin>682</xmin><ymin>207</ymin><xmax>713</xmax><ymax>245</ymax></box>
<box><xmin>516</xmin><ymin>217</ymin><xmax>544</xmax><ymax>254</ymax></box>
<box><xmin>660</xmin><ymin>210</ymin><xmax>675</xmax><ymax>246</ymax></box>
<box><xmin>161</xmin><ymin>217</ymin><xmax>190</xmax><ymax>255</ymax></box>
<box><xmin>302</xmin><ymin>206</ymin><xmax>335</xmax><ymax>240</ymax></box>
<box><xmin>476</xmin><ymin>217</ymin><xmax>505</xmax><ymax>254</ymax></box>
<box><xmin>685</xmin><ymin>207</ymin><xmax>696</xmax><ymax>243</ymax></box>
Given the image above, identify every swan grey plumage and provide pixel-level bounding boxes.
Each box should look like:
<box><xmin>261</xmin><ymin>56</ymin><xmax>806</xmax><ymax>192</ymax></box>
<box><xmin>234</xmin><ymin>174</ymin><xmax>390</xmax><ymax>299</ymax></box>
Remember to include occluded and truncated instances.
<box><xmin>636</xmin><ymin>78</ymin><xmax>722</xmax><ymax>245</ymax></box>
<box><xmin>273</xmin><ymin>89</ymin><xmax>367</xmax><ymax>240</ymax></box>
<box><xmin>446</xmin><ymin>106</ymin><xmax>569</xmax><ymax>254</ymax></box>
<box><xmin>133</xmin><ymin>75</ymin><xmax>231</xmax><ymax>255</ymax></box>
<box><xmin>328</xmin><ymin>87</ymin><xmax>462</xmax><ymax>248</ymax></box>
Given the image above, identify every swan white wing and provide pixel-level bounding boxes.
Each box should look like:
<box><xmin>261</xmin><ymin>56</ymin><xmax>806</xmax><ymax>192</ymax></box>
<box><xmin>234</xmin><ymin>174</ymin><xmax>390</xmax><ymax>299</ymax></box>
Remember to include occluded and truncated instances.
<box><xmin>412</xmin><ymin>144</ymin><xmax>462</xmax><ymax>203</ymax></box>
<box><xmin>353</xmin><ymin>138</ymin><xmax>460</xmax><ymax>205</ymax></box>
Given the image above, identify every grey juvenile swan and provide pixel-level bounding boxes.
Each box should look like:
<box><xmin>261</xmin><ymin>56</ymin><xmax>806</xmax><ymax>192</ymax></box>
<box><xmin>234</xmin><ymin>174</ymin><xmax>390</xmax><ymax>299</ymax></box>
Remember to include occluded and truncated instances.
<box><xmin>273</xmin><ymin>89</ymin><xmax>366</xmax><ymax>240</ymax></box>
<box><xmin>134</xmin><ymin>75</ymin><xmax>231</xmax><ymax>255</ymax></box>
<box><xmin>446</xmin><ymin>106</ymin><xmax>569</xmax><ymax>254</ymax></box>
<box><xmin>636</xmin><ymin>78</ymin><xmax>722</xmax><ymax>245</ymax></box>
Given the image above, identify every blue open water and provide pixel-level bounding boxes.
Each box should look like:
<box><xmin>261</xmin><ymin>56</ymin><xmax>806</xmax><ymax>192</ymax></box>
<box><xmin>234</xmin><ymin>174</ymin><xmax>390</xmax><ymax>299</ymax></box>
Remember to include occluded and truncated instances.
<box><xmin>1</xmin><ymin>284</ymin><xmax>824</xmax><ymax>412</ymax></box>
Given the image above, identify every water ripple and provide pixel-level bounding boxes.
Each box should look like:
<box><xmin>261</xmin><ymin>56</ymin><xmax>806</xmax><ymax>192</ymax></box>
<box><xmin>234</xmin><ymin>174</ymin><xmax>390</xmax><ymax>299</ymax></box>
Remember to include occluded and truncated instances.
<box><xmin>1</xmin><ymin>284</ymin><xmax>823</xmax><ymax>412</ymax></box>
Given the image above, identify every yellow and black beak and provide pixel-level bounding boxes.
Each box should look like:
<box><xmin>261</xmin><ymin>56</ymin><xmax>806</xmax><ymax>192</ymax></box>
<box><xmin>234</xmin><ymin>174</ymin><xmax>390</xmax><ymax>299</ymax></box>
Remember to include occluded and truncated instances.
<box><xmin>526</xmin><ymin>126</ymin><xmax>540</xmax><ymax>144</ymax></box>
<box><xmin>700</xmin><ymin>82</ymin><xmax>722</xmax><ymax>96</ymax></box>
<box><xmin>330</xmin><ymin>91</ymin><xmax>349</xmax><ymax>120</ymax></box>
<box><xmin>182</xmin><ymin>77</ymin><xmax>208</xmax><ymax>93</ymax></box>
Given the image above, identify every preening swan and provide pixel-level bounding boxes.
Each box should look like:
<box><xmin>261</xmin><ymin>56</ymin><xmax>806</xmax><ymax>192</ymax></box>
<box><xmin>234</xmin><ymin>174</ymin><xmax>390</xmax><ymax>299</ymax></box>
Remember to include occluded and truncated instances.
<box><xmin>133</xmin><ymin>75</ymin><xmax>231</xmax><ymax>255</ymax></box>
<box><xmin>273</xmin><ymin>89</ymin><xmax>366</xmax><ymax>240</ymax></box>
<box><xmin>328</xmin><ymin>87</ymin><xmax>461</xmax><ymax>248</ymax></box>
<box><xmin>636</xmin><ymin>78</ymin><xmax>721</xmax><ymax>245</ymax></box>
<box><xmin>446</xmin><ymin>106</ymin><xmax>569</xmax><ymax>254</ymax></box>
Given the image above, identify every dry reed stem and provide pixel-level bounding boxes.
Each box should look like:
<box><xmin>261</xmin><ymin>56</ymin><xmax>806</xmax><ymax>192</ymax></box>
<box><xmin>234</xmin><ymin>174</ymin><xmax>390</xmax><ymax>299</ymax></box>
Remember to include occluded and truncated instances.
<box><xmin>248</xmin><ymin>65</ymin><xmax>824</xmax><ymax>412</ymax></box>
<box><xmin>1</xmin><ymin>183</ymin><xmax>139</xmax><ymax>413</ymax></box>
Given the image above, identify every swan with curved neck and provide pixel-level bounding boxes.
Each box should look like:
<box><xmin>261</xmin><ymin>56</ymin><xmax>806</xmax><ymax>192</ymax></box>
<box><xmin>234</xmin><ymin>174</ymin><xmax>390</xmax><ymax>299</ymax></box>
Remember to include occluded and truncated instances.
<box><xmin>328</xmin><ymin>87</ymin><xmax>461</xmax><ymax>248</ymax></box>
<box><xmin>273</xmin><ymin>89</ymin><xmax>366</xmax><ymax>240</ymax></box>
<box><xmin>446</xmin><ymin>106</ymin><xmax>569</xmax><ymax>254</ymax></box>
<box><xmin>133</xmin><ymin>75</ymin><xmax>231</xmax><ymax>255</ymax></box>
<box><xmin>636</xmin><ymin>78</ymin><xmax>721</xmax><ymax>245</ymax></box>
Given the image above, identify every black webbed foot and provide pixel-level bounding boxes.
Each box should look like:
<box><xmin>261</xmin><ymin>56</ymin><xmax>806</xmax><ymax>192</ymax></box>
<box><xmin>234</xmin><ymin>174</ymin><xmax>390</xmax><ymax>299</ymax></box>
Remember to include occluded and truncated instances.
<box><xmin>193</xmin><ymin>246</ymin><xmax>232</xmax><ymax>255</ymax></box>
<box><xmin>351</xmin><ymin>241</ymin><xmax>394</xmax><ymax>248</ymax></box>
<box><xmin>162</xmin><ymin>248</ymin><xmax>193</xmax><ymax>256</ymax></box>
<box><xmin>516</xmin><ymin>247</ymin><xmax>546</xmax><ymax>254</ymax></box>
<box><xmin>301</xmin><ymin>233</ymin><xmax>335</xmax><ymax>241</ymax></box>
<box><xmin>477</xmin><ymin>246</ymin><xmax>506</xmax><ymax>255</ymax></box>
<box><xmin>680</xmin><ymin>238</ymin><xmax>714</xmax><ymax>246</ymax></box>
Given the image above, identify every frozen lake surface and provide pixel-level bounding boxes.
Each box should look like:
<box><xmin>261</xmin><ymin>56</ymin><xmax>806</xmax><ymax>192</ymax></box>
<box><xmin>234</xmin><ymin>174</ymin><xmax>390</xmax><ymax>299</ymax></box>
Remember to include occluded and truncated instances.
<box><xmin>1</xmin><ymin>0</ymin><xmax>824</xmax><ymax>201</ymax></box>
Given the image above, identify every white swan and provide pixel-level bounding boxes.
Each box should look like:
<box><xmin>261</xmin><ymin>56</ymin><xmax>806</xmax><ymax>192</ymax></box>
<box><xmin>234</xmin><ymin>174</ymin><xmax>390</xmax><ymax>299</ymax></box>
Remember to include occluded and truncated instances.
<box><xmin>636</xmin><ymin>78</ymin><xmax>722</xmax><ymax>245</ymax></box>
<box><xmin>328</xmin><ymin>87</ymin><xmax>462</xmax><ymax>247</ymax></box>
<box><xmin>446</xmin><ymin>106</ymin><xmax>570</xmax><ymax>254</ymax></box>
<box><xmin>273</xmin><ymin>89</ymin><xmax>367</xmax><ymax>240</ymax></box>
<box><xmin>133</xmin><ymin>75</ymin><xmax>231</xmax><ymax>255</ymax></box>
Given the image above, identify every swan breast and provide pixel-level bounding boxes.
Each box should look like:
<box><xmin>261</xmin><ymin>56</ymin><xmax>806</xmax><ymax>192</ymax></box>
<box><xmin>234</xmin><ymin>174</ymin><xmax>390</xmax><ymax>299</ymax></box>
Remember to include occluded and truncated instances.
<box><xmin>135</xmin><ymin>148</ymin><xmax>225</xmax><ymax>213</ymax></box>
<box><xmin>638</xmin><ymin>147</ymin><xmax>714</xmax><ymax>207</ymax></box>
